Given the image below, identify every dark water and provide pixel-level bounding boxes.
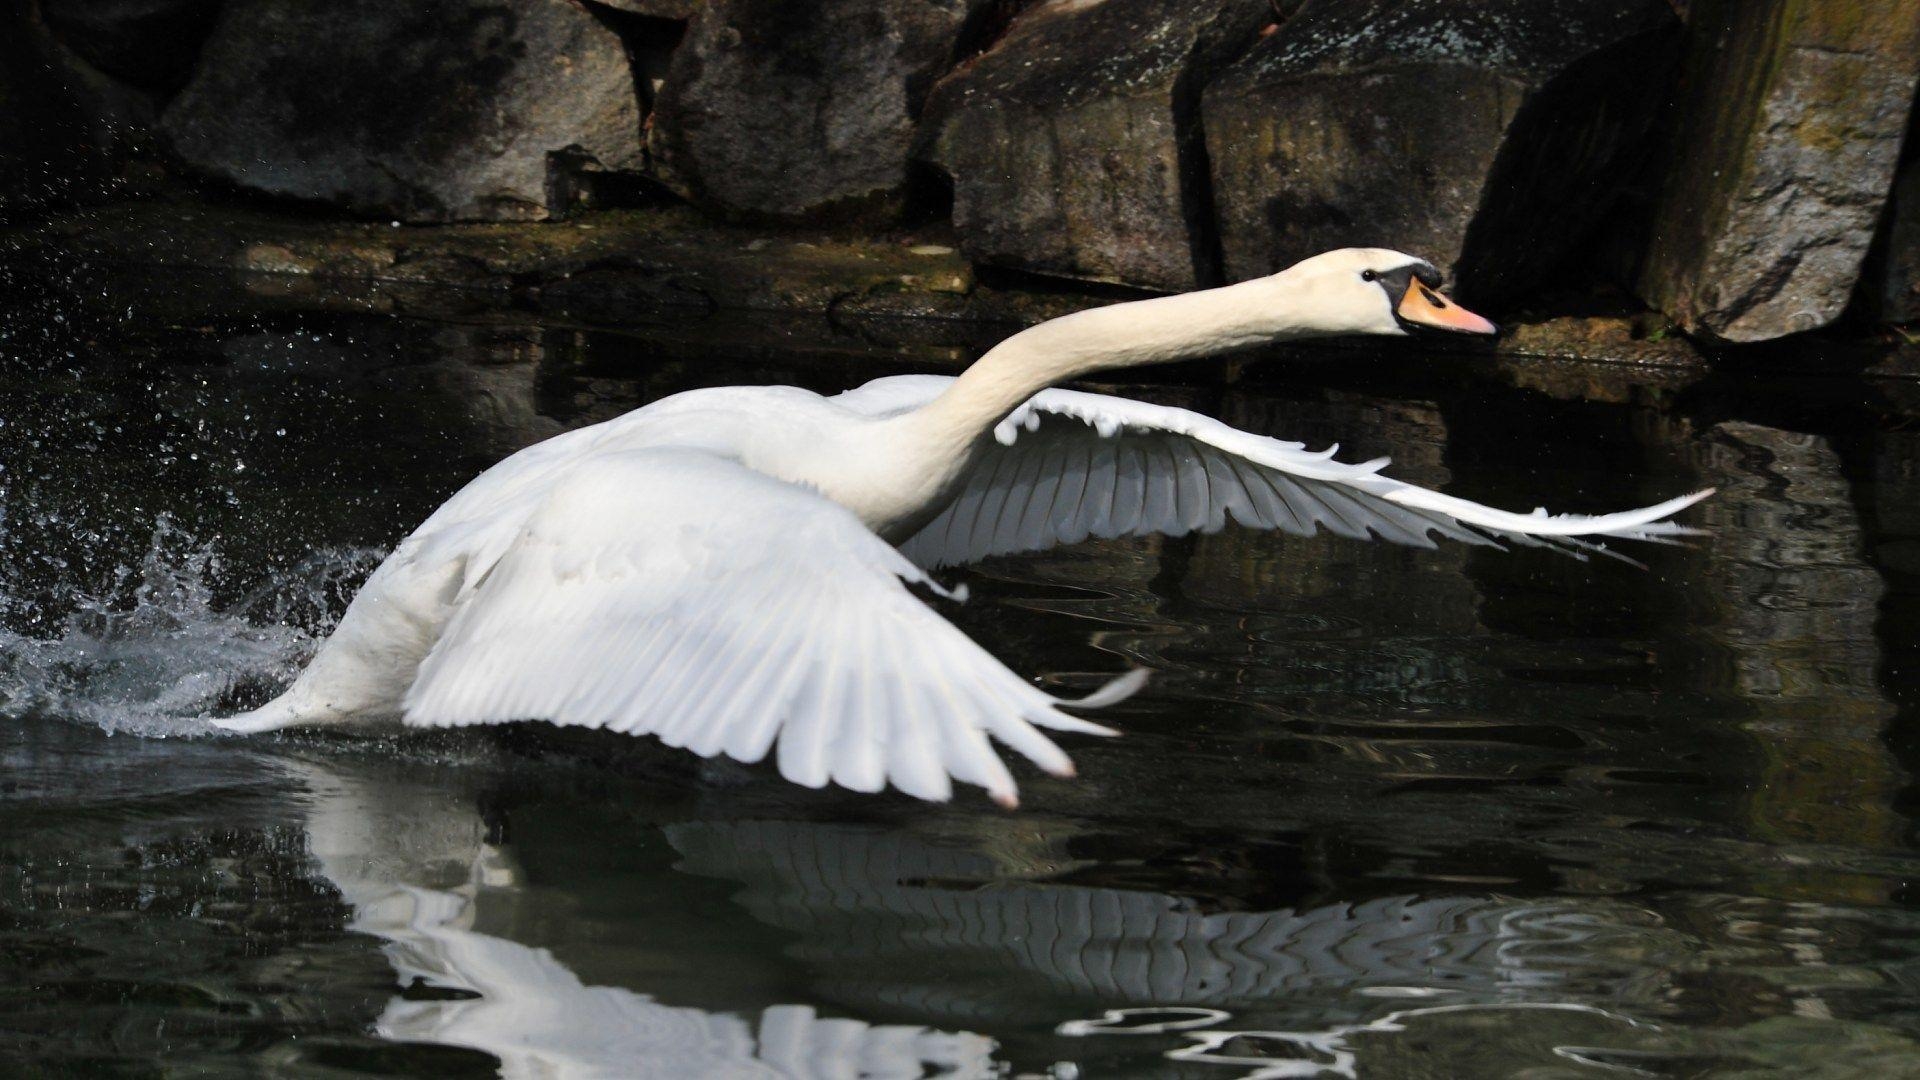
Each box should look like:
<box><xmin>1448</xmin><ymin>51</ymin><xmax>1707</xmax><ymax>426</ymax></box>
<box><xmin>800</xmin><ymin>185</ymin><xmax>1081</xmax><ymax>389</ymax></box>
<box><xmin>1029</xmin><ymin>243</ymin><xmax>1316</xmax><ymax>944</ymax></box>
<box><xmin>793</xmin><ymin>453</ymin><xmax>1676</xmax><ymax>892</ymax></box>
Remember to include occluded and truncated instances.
<box><xmin>5</xmin><ymin>268</ymin><xmax>1920</xmax><ymax>1078</ymax></box>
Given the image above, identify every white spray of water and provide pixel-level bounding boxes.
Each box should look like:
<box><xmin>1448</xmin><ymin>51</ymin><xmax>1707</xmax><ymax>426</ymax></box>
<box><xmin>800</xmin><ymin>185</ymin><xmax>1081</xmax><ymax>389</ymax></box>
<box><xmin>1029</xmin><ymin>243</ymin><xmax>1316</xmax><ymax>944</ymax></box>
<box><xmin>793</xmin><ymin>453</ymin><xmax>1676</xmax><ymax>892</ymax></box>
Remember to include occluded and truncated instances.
<box><xmin>0</xmin><ymin>513</ymin><xmax>381</xmax><ymax>738</ymax></box>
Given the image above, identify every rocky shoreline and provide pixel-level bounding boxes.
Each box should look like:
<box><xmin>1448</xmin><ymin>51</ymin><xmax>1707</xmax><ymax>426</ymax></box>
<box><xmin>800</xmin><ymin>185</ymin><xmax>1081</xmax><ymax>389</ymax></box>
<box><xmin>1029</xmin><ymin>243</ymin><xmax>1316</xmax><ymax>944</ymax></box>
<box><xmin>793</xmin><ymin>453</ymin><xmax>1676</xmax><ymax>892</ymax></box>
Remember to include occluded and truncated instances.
<box><xmin>3</xmin><ymin>0</ymin><xmax>1918</xmax><ymax>375</ymax></box>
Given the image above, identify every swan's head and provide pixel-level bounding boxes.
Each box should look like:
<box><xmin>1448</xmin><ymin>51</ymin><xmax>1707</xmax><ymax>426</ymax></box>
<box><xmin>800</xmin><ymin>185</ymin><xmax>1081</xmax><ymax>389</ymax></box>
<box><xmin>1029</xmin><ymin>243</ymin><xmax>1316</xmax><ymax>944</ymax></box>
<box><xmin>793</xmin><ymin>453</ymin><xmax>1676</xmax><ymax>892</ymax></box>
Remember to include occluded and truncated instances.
<box><xmin>1265</xmin><ymin>249</ymin><xmax>1498</xmax><ymax>339</ymax></box>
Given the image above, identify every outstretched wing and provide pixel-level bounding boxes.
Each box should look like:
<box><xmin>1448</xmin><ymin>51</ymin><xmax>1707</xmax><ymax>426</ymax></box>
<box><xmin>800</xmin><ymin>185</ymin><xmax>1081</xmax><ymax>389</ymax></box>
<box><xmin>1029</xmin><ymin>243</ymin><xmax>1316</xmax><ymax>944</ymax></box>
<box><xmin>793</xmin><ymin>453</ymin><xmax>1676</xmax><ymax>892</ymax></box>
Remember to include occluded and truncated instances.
<box><xmin>834</xmin><ymin>375</ymin><xmax>1710</xmax><ymax>570</ymax></box>
<box><xmin>402</xmin><ymin>447</ymin><xmax>1139</xmax><ymax>807</ymax></box>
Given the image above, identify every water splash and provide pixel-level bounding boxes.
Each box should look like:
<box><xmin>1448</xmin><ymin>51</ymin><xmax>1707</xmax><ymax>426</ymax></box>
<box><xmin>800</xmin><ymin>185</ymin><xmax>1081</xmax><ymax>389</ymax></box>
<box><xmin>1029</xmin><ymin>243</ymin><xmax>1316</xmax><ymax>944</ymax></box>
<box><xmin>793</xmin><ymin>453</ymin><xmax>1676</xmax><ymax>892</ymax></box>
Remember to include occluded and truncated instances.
<box><xmin>0</xmin><ymin>513</ymin><xmax>380</xmax><ymax>737</ymax></box>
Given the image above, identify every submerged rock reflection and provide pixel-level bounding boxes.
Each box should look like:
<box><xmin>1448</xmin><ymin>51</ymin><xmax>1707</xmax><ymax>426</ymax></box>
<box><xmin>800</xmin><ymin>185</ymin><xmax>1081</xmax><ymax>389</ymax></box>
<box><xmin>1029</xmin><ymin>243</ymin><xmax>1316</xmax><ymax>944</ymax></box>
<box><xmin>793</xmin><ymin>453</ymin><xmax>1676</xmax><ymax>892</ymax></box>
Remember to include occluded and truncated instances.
<box><xmin>1686</xmin><ymin>421</ymin><xmax>1901</xmax><ymax>865</ymax></box>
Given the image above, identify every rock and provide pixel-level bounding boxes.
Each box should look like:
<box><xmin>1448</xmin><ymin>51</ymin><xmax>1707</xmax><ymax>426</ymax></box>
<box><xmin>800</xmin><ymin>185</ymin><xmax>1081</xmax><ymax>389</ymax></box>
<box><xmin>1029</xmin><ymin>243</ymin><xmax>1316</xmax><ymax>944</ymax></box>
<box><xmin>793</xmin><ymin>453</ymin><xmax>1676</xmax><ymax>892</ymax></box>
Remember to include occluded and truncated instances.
<box><xmin>576</xmin><ymin>0</ymin><xmax>692</xmax><ymax>115</ymax></box>
<box><xmin>918</xmin><ymin>0</ymin><xmax>1270</xmax><ymax>292</ymax></box>
<box><xmin>159</xmin><ymin>0</ymin><xmax>644</xmax><ymax>223</ymax></box>
<box><xmin>649</xmin><ymin>0</ymin><xmax>992</xmax><ymax>222</ymax></box>
<box><xmin>1873</xmin><ymin>162</ymin><xmax>1920</xmax><ymax>324</ymax></box>
<box><xmin>584</xmin><ymin>0</ymin><xmax>702</xmax><ymax>17</ymax></box>
<box><xmin>1498</xmin><ymin>314</ymin><xmax>1708</xmax><ymax>369</ymax></box>
<box><xmin>1863</xmin><ymin>122</ymin><xmax>1920</xmax><ymax>324</ymax></box>
<box><xmin>40</xmin><ymin>0</ymin><xmax>222</xmax><ymax>93</ymax></box>
<box><xmin>1636</xmin><ymin>0</ymin><xmax>1920</xmax><ymax>343</ymax></box>
<box><xmin>1203</xmin><ymin>0</ymin><xmax>1679</xmax><ymax>302</ymax></box>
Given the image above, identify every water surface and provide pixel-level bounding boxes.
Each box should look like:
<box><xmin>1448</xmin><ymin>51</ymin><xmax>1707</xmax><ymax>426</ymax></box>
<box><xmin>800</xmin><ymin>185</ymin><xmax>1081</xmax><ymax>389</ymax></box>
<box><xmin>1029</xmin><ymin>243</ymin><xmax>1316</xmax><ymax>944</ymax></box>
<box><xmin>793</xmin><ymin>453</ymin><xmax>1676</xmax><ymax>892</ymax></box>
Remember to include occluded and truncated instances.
<box><xmin>4</xmin><ymin>268</ymin><xmax>1920</xmax><ymax>1078</ymax></box>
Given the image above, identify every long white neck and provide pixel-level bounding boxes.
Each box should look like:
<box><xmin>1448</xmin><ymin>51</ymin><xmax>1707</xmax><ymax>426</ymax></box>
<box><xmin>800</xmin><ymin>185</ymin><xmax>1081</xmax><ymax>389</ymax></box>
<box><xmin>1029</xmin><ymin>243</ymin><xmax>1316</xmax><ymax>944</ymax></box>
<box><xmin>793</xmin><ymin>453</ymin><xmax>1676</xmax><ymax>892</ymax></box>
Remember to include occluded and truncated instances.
<box><xmin>889</xmin><ymin>273</ymin><xmax>1322</xmax><ymax>454</ymax></box>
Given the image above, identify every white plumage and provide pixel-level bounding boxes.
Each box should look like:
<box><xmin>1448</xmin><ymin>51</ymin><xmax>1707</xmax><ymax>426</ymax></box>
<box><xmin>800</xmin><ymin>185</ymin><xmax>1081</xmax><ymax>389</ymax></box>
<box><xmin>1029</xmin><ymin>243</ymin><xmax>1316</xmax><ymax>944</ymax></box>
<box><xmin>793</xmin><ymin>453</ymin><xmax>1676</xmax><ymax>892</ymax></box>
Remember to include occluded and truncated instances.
<box><xmin>402</xmin><ymin>449</ymin><xmax>1128</xmax><ymax>807</ymax></box>
<box><xmin>216</xmin><ymin>249</ymin><xmax>1710</xmax><ymax>806</ymax></box>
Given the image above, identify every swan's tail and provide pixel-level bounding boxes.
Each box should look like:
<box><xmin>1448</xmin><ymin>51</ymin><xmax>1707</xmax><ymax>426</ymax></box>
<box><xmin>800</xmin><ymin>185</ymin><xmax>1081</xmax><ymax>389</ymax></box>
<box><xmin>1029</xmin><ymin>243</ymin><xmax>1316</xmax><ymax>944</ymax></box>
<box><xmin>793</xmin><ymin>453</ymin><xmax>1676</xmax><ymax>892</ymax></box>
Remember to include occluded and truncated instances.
<box><xmin>211</xmin><ymin>660</ymin><xmax>413</xmax><ymax>733</ymax></box>
<box><xmin>210</xmin><ymin>694</ymin><xmax>310</xmax><ymax>734</ymax></box>
<box><xmin>212</xmin><ymin>549</ymin><xmax>456</xmax><ymax>736</ymax></box>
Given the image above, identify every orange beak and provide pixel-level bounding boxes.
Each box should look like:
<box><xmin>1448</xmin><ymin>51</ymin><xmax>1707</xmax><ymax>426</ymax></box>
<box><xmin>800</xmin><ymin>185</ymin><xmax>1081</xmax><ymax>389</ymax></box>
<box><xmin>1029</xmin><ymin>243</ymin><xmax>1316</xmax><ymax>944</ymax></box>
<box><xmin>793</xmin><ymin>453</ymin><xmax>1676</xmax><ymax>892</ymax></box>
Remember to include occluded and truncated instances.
<box><xmin>1397</xmin><ymin>279</ymin><xmax>1497</xmax><ymax>335</ymax></box>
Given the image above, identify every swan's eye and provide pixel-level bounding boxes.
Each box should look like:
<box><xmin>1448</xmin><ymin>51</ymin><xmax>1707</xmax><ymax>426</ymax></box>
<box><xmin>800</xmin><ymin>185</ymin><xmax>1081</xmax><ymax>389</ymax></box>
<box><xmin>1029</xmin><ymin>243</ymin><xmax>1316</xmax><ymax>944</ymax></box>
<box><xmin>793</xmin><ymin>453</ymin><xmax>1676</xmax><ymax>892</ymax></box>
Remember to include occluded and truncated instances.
<box><xmin>1360</xmin><ymin>269</ymin><xmax>1378</xmax><ymax>282</ymax></box>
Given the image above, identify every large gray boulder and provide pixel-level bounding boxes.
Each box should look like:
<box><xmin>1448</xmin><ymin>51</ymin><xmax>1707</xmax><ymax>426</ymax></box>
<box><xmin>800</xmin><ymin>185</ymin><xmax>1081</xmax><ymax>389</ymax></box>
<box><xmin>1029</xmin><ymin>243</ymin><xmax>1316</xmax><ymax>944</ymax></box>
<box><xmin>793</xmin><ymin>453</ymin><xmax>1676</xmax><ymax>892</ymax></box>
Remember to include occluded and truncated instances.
<box><xmin>919</xmin><ymin>0</ymin><xmax>1270</xmax><ymax>291</ymax></box>
<box><xmin>648</xmin><ymin>0</ymin><xmax>991</xmax><ymax>222</ymax></box>
<box><xmin>1637</xmin><ymin>0</ymin><xmax>1920</xmax><ymax>342</ymax></box>
<box><xmin>1203</xmin><ymin>0</ymin><xmax>1678</xmax><ymax>302</ymax></box>
<box><xmin>160</xmin><ymin>0</ymin><xmax>644</xmax><ymax>223</ymax></box>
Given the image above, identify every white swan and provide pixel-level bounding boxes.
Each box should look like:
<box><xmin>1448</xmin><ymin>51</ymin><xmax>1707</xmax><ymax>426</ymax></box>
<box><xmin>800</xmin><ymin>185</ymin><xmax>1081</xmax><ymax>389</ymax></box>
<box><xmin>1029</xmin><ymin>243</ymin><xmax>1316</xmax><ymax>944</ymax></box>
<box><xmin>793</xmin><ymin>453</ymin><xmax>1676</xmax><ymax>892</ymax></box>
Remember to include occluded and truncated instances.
<box><xmin>214</xmin><ymin>249</ymin><xmax>1710</xmax><ymax>806</ymax></box>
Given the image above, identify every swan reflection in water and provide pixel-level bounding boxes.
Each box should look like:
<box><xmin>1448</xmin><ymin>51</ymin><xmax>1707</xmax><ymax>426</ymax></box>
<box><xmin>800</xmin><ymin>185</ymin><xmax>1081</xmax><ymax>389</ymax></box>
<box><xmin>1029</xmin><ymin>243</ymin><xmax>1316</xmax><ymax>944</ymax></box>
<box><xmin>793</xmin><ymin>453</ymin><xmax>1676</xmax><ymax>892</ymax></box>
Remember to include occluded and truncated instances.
<box><xmin>663</xmin><ymin>820</ymin><xmax>1679</xmax><ymax>1024</ymax></box>
<box><xmin>665</xmin><ymin>821</ymin><xmax>1702</xmax><ymax>1077</ymax></box>
<box><xmin>292</xmin><ymin>762</ymin><xmax>998</xmax><ymax>1078</ymax></box>
<box><xmin>292</xmin><ymin>757</ymin><xmax>1684</xmax><ymax>1078</ymax></box>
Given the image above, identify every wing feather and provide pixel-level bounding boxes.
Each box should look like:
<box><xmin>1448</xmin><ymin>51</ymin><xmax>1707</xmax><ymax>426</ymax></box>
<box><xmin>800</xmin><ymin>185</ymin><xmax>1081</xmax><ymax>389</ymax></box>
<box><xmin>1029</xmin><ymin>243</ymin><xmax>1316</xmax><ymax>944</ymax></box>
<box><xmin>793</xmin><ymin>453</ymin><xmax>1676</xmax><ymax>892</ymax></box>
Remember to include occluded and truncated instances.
<box><xmin>835</xmin><ymin>376</ymin><xmax>1711</xmax><ymax>570</ymax></box>
<box><xmin>1211</xmin><ymin>450</ymin><xmax>1265</xmax><ymax>530</ymax></box>
<box><xmin>1019</xmin><ymin>438</ymin><xmax>1070</xmax><ymax>553</ymax></box>
<box><xmin>1082</xmin><ymin>436</ymin><xmax>1121</xmax><ymax>541</ymax></box>
<box><xmin>1171</xmin><ymin>439</ymin><xmax>1213</xmax><ymax>533</ymax></box>
<box><xmin>1140</xmin><ymin>440</ymin><xmax>1176</xmax><ymax>534</ymax></box>
<box><xmin>1108</xmin><ymin>440</ymin><xmax>1146</xmax><ymax>537</ymax></box>
<box><xmin>1052</xmin><ymin>436</ymin><xmax>1095</xmax><ymax>546</ymax></box>
<box><xmin>886</xmin><ymin>684</ymin><xmax>954</xmax><ymax>803</ymax></box>
<box><xmin>967</xmin><ymin>444</ymin><xmax>1019</xmax><ymax>558</ymax></box>
<box><xmin>403</xmin><ymin>449</ymin><xmax>1138</xmax><ymax>805</ymax></box>
<box><xmin>1228</xmin><ymin>455</ymin><xmax>1297</xmax><ymax>534</ymax></box>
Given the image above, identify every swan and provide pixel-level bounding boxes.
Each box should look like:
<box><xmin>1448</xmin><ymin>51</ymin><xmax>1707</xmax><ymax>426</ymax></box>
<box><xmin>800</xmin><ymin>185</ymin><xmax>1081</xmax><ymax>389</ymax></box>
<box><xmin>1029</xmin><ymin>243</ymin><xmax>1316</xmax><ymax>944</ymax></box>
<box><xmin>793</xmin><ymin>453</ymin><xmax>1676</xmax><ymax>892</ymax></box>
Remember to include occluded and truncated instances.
<box><xmin>214</xmin><ymin>249</ymin><xmax>1710</xmax><ymax>807</ymax></box>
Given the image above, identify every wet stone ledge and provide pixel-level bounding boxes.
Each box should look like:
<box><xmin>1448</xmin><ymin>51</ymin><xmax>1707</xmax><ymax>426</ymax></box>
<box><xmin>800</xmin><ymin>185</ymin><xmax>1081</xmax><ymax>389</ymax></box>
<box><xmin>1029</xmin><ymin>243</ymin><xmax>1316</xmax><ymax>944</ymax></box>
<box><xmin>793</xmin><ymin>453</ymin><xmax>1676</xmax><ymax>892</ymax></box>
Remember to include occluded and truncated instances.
<box><xmin>16</xmin><ymin>196</ymin><xmax>1920</xmax><ymax>413</ymax></box>
<box><xmin>12</xmin><ymin>199</ymin><xmax>1053</xmax><ymax>324</ymax></box>
<box><xmin>7</xmin><ymin>199</ymin><xmax>1678</xmax><ymax>342</ymax></box>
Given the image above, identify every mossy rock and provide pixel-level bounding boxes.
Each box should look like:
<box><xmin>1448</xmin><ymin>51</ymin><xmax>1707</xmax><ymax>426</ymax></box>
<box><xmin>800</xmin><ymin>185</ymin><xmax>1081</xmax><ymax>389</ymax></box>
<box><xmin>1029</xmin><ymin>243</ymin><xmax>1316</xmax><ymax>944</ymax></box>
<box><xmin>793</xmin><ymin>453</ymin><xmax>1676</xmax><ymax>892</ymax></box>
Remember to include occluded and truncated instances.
<box><xmin>1636</xmin><ymin>0</ymin><xmax>1920</xmax><ymax>343</ymax></box>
